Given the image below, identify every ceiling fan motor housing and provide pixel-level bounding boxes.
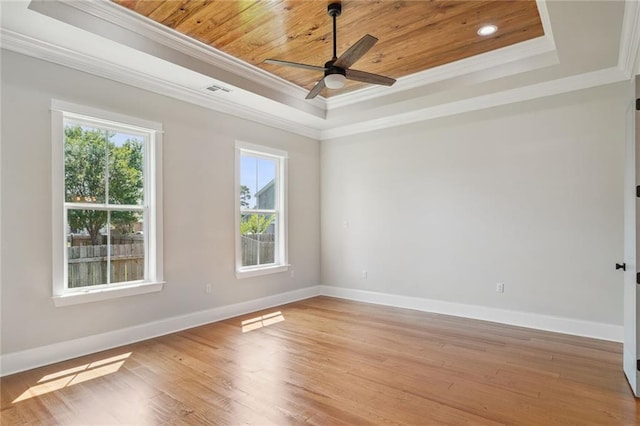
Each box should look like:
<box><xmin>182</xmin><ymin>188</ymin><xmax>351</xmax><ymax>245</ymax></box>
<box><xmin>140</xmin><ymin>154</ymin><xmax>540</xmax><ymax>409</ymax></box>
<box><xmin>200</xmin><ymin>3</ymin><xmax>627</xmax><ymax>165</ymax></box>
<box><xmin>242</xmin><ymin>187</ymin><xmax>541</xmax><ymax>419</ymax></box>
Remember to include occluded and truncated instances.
<box><xmin>327</xmin><ymin>3</ymin><xmax>342</xmax><ymax>17</ymax></box>
<box><xmin>324</xmin><ymin>60</ymin><xmax>346</xmax><ymax>78</ymax></box>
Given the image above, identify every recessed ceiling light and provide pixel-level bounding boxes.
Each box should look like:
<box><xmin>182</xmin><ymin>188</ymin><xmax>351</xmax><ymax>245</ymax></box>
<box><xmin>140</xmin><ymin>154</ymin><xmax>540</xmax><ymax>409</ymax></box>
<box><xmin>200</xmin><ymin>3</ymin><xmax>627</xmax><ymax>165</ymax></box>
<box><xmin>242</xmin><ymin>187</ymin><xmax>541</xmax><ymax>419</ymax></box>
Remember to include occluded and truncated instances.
<box><xmin>477</xmin><ymin>25</ymin><xmax>498</xmax><ymax>36</ymax></box>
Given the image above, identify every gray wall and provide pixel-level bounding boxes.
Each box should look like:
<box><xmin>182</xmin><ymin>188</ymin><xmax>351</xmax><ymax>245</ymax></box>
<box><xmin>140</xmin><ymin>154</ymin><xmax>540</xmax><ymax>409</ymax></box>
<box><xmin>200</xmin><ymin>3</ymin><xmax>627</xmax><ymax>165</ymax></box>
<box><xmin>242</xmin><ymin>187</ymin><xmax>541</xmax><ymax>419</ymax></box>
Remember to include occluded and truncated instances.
<box><xmin>321</xmin><ymin>82</ymin><xmax>627</xmax><ymax>326</ymax></box>
<box><xmin>0</xmin><ymin>50</ymin><xmax>321</xmax><ymax>354</ymax></box>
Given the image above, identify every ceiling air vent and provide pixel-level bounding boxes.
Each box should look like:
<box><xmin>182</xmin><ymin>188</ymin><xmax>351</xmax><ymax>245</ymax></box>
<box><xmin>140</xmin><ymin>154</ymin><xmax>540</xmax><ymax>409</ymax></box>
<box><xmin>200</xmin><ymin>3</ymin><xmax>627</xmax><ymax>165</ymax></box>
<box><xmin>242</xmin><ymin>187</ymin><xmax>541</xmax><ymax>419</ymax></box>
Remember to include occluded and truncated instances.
<box><xmin>206</xmin><ymin>85</ymin><xmax>231</xmax><ymax>93</ymax></box>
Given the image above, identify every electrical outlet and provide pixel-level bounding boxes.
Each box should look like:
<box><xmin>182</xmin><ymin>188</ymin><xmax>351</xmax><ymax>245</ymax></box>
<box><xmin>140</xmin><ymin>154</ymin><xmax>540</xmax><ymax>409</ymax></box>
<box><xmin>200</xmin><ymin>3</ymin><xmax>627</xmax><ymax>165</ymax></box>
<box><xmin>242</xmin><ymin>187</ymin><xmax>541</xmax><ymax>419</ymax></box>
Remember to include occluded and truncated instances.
<box><xmin>343</xmin><ymin>220</ymin><xmax>349</xmax><ymax>229</ymax></box>
<box><xmin>496</xmin><ymin>282</ymin><xmax>504</xmax><ymax>293</ymax></box>
<box><xmin>205</xmin><ymin>284</ymin><xmax>212</xmax><ymax>294</ymax></box>
<box><xmin>362</xmin><ymin>270</ymin><xmax>368</xmax><ymax>279</ymax></box>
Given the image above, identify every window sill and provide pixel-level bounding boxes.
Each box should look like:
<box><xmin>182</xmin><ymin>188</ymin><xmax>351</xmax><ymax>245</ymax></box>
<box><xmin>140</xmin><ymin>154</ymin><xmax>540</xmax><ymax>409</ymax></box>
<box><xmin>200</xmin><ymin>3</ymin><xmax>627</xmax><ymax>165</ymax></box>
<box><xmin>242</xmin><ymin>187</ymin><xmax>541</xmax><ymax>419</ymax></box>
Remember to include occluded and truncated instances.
<box><xmin>52</xmin><ymin>281</ymin><xmax>164</xmax><ymax>307</ymax></box>
<box><xmin>236</xmin><ymin>264</ymin><xmax>289</xmax><ymax>279</ymax></box>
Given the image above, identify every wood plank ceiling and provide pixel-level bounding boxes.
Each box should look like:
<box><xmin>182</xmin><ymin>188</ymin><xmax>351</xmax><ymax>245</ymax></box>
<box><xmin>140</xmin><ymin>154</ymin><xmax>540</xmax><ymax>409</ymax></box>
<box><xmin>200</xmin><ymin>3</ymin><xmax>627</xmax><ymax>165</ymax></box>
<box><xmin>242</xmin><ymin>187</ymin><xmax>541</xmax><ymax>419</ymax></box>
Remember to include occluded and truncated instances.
<box><xmin>113</xmin><ymin>1</ymin><xmax>544</xmax><ymax>98</ymax></box>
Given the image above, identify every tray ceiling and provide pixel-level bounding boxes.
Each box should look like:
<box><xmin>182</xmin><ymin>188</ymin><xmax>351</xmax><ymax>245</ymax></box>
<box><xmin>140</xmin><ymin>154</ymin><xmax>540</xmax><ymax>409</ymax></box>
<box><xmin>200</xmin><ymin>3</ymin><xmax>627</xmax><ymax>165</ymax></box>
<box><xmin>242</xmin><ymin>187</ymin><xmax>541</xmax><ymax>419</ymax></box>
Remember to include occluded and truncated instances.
<box><xmin>2</xmin><ymin>0</ymin><xmax>633</xmax><ymax>139</ymax></box>
<box><xmin>112</xmin><ymin>0</ymin><xmax>544</xmax><ymax>97</ymax></box>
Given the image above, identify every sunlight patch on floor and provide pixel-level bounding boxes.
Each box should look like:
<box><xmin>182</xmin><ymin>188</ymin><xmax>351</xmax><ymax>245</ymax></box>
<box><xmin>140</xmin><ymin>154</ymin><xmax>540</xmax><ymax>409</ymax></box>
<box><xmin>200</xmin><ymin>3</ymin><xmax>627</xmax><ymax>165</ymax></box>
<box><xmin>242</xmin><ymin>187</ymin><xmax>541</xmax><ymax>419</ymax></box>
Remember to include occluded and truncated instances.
<box><xmin>241</xmin><ymin>311</ymin><xmax>285</xmax><ymax>333</ymax></box>
<box><xmin>13</xmin><ymin>352</ymin><xmax>131</xmax><ymax>403</ymax></box>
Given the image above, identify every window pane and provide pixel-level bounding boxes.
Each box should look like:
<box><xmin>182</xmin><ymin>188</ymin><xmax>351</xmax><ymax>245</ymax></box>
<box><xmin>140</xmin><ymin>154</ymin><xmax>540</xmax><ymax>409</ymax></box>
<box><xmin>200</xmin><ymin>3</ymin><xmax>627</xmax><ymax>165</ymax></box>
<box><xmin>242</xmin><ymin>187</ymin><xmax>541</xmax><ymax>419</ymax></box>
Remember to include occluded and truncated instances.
<box><xmin>108</xmin><ymin>133</ymin><xmax>144</xmax><ymax>205</ymax></box>
<box><xmin>110</xmin><ymin>212</ymin><xmax>145</xmax><ymax>284</ymax></box>
<box><xmin>67</xmin><ymin>209</ymin><xmax>108</xmax><ymax>288</ymax></box>
<box><xmin>64</xmin><ymin>124</ymin><xmax>107</xmax><ymax>204</ymax></box>
<box><xmin>67</xmin><ymin>209</ymin><xmax>145</xmax><ymax>288</ymax></box>
<box><xmin>240</xmin><ymin>213</ymin><xmax>276</xmax><ymax>266</ymax></box>
<box><xmin>240</xmin><ymin>155</ymin><xmax>276</xmax><ymax>210</ymax></box>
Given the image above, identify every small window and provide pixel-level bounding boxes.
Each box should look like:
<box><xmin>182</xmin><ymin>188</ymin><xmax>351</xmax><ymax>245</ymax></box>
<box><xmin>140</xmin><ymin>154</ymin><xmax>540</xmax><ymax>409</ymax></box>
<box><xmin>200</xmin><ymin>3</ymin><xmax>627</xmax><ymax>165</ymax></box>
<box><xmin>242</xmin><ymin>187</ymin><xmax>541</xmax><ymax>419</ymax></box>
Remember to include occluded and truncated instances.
<box><xmin>235</xmin><ymin>142</ymin><xmax>288</xmax><ymax>277</ymax></box>
<box><xmin>51</xmin><ymin>100</ymin><xmax>163</xmax><ymax>306</ymax></box>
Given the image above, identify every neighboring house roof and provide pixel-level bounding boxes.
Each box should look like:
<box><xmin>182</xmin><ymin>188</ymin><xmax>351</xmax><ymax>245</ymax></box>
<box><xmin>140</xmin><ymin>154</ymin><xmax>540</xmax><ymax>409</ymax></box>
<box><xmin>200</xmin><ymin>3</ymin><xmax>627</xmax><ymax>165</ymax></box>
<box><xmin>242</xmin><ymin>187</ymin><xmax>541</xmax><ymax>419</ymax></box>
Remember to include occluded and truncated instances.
<box><xmin>255</xmin><ymin>179</ymin><xmax>274</xmax><ymax>198</ymax></box>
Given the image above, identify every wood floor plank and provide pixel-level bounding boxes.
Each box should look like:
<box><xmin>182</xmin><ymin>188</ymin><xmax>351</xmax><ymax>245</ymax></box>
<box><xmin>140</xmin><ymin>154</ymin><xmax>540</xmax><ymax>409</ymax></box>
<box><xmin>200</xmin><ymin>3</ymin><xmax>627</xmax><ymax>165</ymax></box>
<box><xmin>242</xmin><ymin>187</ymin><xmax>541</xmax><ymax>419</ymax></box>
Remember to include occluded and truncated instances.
<box><xmin>1</xmin><ymin>296</ymin><xmax>638</xmax><ymax>425</ymax></box>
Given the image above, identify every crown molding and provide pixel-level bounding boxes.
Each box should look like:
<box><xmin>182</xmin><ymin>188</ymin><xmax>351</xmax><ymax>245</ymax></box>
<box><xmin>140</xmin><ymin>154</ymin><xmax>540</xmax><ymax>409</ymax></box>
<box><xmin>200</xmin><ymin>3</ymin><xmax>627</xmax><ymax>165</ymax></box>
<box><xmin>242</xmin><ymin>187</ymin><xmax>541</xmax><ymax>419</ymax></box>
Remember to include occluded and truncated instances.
<box><xmin>321</xmin><ymin>66</ymin><xmax>627</xmax><ymax>140</ymax></box>
<box><xmin>618</xmin><ymin>0</ymin><xmax>640</xmax><ymax>78</ymax></box>
<box><xmin>27</xmin><ymin>0</ymin><xmax>325</xmax><ymax>117</ymax></box>
<box><xmin>2</xmin><ymin>26</ymin><xmax>625</xmax><ymax>142</ymax></box>
<box><xmin>35</xmin><ymin>0</ymin><xmax>559</xmax><ymax>113</ymax></box>
<box><xmin>326</xmin><ymin>36</ymin><xmax>557</xmax><ymax>110</ymax></box>
<box><xmin>535</xmin><ymin>0</ymin><xmax>555</xmax><ymax>48</ymax></box>
<box><xmin>54</xmin><ymin>0</ymin><xmax>323</xmax><ymax>109</ymax></box>
<box><xmin>2</xmin><ymin>0</ymin><xmax>629</xmax><ymax>142</ymax></box>
<box><xmin>0</xmin><ymin>29</ymin><xmax>322</xmax><ymax>140</ymax></box>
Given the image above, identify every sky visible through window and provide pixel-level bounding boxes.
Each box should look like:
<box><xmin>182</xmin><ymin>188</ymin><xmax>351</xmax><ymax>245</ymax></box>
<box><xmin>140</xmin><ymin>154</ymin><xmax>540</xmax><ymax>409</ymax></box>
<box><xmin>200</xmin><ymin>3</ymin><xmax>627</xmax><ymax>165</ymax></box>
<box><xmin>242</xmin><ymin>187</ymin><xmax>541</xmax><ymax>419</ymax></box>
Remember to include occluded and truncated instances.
<box><xmin>111</xmin><ymin>132</ymin><xmax>143</xmax><ymax>146</ymax></box>
<box><xmin>75</xmin><ymin>125</ymin><xmax>143</xmax><ymax>147</ymax></box>
<box><xmin>241</xmin><ymin>156</ymin><xmax>275</xmax><ymax>209</ymax></box>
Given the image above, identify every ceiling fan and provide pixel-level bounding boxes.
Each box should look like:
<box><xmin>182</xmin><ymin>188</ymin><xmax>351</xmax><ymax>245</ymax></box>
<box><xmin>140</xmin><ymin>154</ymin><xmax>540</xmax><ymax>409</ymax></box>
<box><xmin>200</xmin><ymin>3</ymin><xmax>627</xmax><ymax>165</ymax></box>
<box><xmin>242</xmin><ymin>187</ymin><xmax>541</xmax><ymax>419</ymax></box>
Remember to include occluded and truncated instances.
<box><xmin>265</xmin><ymin>2</ymin><xmax>396</xmax><ymax>100</ymax></box>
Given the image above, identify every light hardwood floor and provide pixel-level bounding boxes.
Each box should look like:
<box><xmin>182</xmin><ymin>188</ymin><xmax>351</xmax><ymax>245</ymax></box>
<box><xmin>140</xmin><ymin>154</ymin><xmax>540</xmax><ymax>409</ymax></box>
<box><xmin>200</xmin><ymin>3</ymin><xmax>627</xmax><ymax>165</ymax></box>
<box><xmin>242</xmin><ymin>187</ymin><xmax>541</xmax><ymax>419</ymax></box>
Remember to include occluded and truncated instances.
<box><xmin>1</xmin><ymin>296</ymin><xmax>638</xmax><ymax>425</ymax></box>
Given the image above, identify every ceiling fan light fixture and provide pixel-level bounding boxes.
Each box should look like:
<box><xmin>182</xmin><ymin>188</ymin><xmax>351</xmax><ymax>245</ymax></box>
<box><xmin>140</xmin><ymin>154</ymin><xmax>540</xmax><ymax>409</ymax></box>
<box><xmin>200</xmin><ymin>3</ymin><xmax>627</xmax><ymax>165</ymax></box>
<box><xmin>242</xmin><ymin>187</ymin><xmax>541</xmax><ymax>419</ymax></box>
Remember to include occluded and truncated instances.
<box><xmin>324</xmin><ymin>73</ymin><xmax>346</xmax><ymax>89</ymax></box>
<box><xmin>477</xmin><ymin>24</ymin><xmax>498</xmax><ymax>36</ymax></box>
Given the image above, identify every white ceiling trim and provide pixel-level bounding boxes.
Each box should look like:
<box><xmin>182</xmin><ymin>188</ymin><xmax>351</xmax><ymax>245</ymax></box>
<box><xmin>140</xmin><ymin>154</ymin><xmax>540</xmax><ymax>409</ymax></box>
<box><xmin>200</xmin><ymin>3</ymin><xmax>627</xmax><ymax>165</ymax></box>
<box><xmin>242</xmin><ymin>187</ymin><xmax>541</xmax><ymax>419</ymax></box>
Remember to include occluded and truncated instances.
<box><xmin>0</xmin><ymin>29</ymin><xmax>322</xmax><ymax>140</ymax></box>
<box><xmin>1</xmin><ymin>25</ymin><xmax>627</xmax><ymax>143</ymax></box>
<box><xmin>320</xmin><ymin>66</ymin><xmax>627</xmax><ymax>140</ymax></box>
<box><xmin>618</xmin><ymin>0</ymin><xmax>640</xmax><ymax>78</ymax></box>
<box><xmin>326</xmin><ymin>36</ymin><xmax>557</xmax><ymax>109</ymax></box>
<box><xmin>2</xmin><ymin>0</ymin><xmax>632</xmax><ymax>142</ymax></box>
<box><xmin>535</xmin><ymin>0</ymin><xmax>555</xmax><ymax>48</ymax></box>
<box><xmin>42</xmin><ymin>0</ymin><xmax>558</xmax><ymax>113</ymax></box>
<box><xmin>28</xmin><ymin>0</ymin><xmax>325</xmax><ymax>118</ymax></box>
<box><xmin>53</xmin><ymin>0</ymin><xmax>319</xmax><ymax>107</ymax></box>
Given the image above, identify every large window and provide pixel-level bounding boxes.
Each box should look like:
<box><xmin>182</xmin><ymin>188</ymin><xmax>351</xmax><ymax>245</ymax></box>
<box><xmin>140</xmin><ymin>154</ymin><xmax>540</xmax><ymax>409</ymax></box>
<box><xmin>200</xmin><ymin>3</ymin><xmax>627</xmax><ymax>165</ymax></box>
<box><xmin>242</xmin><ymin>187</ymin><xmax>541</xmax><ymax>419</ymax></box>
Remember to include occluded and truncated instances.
<box><xmin>52</xmin><ymin>100</ymin><xmax>163</xmax><ymax>306</ymax></box>
<box><xmin>235</xmin><ymin>142</ymin><xmax>288</xmax><ymax>277</ymax></box>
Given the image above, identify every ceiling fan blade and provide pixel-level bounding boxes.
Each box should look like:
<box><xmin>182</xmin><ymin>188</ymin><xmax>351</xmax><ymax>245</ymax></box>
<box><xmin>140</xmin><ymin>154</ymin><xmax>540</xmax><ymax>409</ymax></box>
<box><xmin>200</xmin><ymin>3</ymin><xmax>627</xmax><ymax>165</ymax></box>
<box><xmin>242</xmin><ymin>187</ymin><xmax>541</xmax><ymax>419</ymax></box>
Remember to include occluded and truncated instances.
<box><xmin>306</xmin><ymin>79</ymin><xmax>326</xmax><ymax>99</ymax></box>
<box><xmin>334</xmin><ymin>34</ymin><xmax>378</xmax><ymax>69</ymax></box>
<box><xmin>264</xmin><ymin>59</ymin><xmax>327</xmax><ymax>72</ymax></box>
<box><xmin>345</xmin><ymin>69</ymin><xmax>396</xmax><ymax>86</ymax></box>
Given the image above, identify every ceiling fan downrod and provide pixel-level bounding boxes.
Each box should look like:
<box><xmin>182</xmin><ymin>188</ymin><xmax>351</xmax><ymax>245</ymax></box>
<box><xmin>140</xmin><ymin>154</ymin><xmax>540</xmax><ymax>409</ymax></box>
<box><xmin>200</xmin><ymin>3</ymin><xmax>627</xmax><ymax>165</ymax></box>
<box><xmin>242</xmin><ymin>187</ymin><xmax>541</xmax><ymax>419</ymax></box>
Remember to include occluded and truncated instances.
<box><xmin>327</xmin><ymin>3</ymin><xmax>341</xmax><ymax>61</ymax></box>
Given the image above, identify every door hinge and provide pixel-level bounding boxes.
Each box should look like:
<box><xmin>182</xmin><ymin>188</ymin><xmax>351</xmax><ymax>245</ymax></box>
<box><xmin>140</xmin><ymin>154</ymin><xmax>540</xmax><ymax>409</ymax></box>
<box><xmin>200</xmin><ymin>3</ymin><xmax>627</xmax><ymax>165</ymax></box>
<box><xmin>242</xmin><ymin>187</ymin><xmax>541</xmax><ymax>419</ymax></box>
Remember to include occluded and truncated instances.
<box><xmin>636</xmin><ymin>98</ymin><xmax>640</xmax><ymax>111</ymax></box>
<box><xmin>637</xmin><ymin>272</ymin><xmax>640</xmax><ymax>284</ymax></box>
<box><xmin>637</xmin><ymin>359</ymin><xmax>640</xmax><ymax>371</ymax></box>
<box><xmin>637</xmin><ymin>185</ymin><xmax>640</xmax><ymax>198</ymax></box>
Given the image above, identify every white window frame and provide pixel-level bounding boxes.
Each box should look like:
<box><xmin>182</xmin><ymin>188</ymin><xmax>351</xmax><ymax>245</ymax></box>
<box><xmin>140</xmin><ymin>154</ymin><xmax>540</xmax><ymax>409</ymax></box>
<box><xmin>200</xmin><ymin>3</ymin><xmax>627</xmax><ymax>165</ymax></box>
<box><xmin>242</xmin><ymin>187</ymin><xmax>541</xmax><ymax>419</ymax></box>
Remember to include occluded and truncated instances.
<box><xmin>51</xmin><ymin>100</ymin><xmax>164</xmax><ymax>306</ymax></box>
<box><xmin>235</xmin><ymin>141</ymin><xmax>288</xmax><ymax>278</ymax></box>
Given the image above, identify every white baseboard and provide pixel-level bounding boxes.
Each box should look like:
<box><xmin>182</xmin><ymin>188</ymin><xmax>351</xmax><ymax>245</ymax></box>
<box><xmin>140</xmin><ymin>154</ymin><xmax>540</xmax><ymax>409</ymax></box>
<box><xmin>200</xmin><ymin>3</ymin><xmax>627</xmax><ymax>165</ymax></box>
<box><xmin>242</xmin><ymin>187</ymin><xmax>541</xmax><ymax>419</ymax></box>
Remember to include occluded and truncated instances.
<box><xmin>319</xmin><ymin>285</ymin><xmax>623</xmax><ymax>343</ymax></box>
<box><xmin>0</xmin><ymin>284</ymin><xmax>623</xmax><ymax>376</ymax></box>
<box><xmin>0</xmin><ymin>286</ymin><xmax>322</xmax><ymax>377</ymax></box>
